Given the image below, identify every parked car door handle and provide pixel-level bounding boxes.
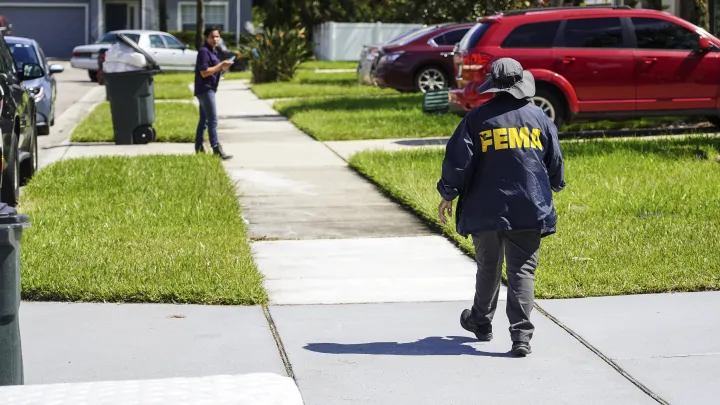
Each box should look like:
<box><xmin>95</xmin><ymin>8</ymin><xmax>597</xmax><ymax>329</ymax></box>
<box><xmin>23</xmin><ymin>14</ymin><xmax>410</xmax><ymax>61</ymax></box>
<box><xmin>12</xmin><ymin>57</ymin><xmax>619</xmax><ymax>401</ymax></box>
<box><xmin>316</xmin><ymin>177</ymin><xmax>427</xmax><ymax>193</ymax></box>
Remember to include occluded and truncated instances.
<box><xmin>559</xmin><ymin>57</ymin><xmax>576</xmax><ymax>64</ymax></box>
<box><xmin>643</xmin><ymin>57</ymin><xmax>658</xmax><ymax>65</ymax></box>
<box><xmin>441</xmin><ymin>52</ymin><xmax>454</xmax><ymax>57</ymax></box>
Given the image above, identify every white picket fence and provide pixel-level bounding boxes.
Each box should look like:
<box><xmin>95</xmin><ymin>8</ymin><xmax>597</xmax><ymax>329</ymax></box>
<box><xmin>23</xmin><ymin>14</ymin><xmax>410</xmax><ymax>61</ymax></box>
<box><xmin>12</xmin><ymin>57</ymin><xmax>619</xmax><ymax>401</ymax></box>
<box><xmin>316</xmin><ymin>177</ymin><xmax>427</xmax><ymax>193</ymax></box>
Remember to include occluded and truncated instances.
<box><xmin>313</xmin><ymin>22</ymin><xmax>426</xmax><ymax>61</ymax></box>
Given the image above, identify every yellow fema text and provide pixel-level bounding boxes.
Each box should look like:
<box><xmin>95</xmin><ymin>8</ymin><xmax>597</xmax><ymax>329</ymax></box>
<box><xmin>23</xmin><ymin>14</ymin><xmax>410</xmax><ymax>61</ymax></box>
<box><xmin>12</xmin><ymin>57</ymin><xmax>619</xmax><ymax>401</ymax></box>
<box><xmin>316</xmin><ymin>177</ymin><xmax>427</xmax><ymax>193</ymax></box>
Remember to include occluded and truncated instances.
<box><xmin>480</xmin><ymin>128</ymin><xmax>543</xmax><ymax>152</ymax></box>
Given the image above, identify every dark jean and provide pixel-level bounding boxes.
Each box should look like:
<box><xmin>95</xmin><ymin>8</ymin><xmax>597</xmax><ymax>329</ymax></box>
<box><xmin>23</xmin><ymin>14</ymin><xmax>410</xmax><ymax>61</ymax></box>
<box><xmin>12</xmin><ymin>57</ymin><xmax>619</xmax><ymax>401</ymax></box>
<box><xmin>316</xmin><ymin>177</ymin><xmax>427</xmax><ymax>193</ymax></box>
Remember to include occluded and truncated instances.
<box><xmin>196</xmin><ymin>90</ymin><xmax>218</xmax><ymax>148</ymax></box>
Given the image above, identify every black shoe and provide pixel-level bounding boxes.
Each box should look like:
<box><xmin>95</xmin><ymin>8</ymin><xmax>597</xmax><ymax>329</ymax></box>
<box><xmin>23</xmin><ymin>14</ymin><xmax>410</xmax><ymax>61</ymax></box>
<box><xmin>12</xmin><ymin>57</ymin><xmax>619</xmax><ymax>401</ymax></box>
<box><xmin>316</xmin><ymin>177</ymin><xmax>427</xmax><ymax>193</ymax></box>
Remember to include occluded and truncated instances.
<box><xmin>511</xmin><ymin>341</ymin><xmax>531</xmax><ymax>357</ymax></box>
<box><xmin>460</xmin><ymin>309</ymin><xmax>493</xmax><ymax>341</ymax></box>
<box><xmin>195</xmin><ymin>145</ymin><xmax>205</xmax><ymax>154</ymax></box>
<box><xmin>212</xmin><ymin>144</ymin><xmax>233</xmax><ymax>160</ymax></box>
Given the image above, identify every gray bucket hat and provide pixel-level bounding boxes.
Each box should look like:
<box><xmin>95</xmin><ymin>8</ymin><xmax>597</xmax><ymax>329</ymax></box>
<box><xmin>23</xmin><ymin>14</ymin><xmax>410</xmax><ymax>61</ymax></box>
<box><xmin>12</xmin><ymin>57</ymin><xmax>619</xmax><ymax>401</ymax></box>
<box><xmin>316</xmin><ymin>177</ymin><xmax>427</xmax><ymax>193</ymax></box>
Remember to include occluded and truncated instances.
<box><xmin>477</xmin><ymin>58</ymin><xmax>535</xmax><ymax>99</ymax></box>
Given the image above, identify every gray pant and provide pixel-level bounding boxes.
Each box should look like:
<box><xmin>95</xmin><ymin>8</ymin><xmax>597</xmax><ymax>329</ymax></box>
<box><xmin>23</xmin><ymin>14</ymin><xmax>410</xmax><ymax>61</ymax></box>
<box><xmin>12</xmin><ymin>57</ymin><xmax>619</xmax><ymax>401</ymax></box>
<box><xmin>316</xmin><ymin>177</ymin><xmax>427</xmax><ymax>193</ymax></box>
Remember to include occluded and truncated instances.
<box><xmin>470</xmin><ymin>230</ymin><xmax>541</xmax><ymax>343</ymax></box>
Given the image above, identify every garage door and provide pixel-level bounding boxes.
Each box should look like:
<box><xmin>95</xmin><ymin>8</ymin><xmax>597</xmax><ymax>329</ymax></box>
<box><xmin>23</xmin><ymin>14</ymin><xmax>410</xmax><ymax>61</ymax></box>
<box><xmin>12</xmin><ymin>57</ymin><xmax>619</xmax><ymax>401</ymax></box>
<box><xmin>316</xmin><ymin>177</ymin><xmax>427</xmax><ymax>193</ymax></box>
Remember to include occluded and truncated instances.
<box><xmin>1</xmin><ymin>6</ymin><xmax>87</xmax><ymax>58</ymax></box>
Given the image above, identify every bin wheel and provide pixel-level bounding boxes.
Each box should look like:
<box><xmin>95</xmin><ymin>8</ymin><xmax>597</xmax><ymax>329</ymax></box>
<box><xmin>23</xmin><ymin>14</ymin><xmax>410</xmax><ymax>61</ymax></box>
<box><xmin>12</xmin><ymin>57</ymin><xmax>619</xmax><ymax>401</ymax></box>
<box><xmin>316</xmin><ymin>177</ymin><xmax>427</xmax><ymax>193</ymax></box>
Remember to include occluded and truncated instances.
<box><xmin>133</xmin><ymin>125</ymin><xmax>155</xmax><ymax>144</ymax></box>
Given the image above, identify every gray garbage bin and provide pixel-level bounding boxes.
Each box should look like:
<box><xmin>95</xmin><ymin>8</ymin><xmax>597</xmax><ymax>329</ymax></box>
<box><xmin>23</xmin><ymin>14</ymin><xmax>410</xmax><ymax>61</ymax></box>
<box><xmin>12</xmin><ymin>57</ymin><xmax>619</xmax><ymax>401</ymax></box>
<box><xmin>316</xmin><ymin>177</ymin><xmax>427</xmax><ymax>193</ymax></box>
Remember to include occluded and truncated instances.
<box><xmin>103</xmin><ymin>33</ymin><xmax>162</xmax><ymax>145</ymax></box>
<box><xmin>0</xmin><ymin>203</ymin><xmax>30</xmax><ymax>386</ymax></box>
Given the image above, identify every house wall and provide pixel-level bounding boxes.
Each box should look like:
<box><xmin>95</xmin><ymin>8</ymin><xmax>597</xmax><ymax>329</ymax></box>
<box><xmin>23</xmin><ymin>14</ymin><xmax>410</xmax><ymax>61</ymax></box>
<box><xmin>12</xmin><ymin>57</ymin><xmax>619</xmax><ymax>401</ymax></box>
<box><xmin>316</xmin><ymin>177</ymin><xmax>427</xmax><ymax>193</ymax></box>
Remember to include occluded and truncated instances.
<box><xmin>164</xmin><ymin>0</ymin><xmax>249</xmax><ymax>41</ymax></box>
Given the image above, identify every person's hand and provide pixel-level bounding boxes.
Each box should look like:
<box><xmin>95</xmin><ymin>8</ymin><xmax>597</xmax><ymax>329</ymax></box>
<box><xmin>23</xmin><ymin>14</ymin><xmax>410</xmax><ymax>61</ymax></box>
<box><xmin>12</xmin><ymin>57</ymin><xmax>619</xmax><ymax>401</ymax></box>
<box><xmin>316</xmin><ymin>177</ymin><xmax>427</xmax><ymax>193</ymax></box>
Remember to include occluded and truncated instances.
<box><xmin>438</xmin><ymin>199</ymin><xmax>453</xmax><ymax>225</ymax></box>
<box><xmin>221</xmin><ymin>60</ymin><xmax>234</xmax><ymax>70</ymax></box>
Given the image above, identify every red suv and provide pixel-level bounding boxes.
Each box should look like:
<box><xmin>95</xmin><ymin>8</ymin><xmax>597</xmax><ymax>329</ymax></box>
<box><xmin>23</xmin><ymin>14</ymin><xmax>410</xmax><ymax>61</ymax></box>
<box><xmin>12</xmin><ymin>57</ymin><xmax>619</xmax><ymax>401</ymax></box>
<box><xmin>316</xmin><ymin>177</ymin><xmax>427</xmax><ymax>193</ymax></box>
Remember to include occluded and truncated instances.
<box><xmin>449</xmin><ymin>6</ymin><xmax>720</xmax><ymax>127</ymax></box>
<box><xmin>372</xmin><ymin>23</ymin><xmax>475</xmax><ymax>93</ymax></box>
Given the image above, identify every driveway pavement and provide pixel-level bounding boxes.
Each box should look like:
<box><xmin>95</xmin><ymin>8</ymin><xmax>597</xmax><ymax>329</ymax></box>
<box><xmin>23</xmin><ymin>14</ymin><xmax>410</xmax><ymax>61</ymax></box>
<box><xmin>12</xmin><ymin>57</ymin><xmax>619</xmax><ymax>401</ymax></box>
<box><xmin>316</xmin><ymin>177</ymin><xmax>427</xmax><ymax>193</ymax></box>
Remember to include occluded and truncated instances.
<box><xmin>52</xmin><ymin>62</ymin><xmax>97</xmax><ymax>117</ymax></box>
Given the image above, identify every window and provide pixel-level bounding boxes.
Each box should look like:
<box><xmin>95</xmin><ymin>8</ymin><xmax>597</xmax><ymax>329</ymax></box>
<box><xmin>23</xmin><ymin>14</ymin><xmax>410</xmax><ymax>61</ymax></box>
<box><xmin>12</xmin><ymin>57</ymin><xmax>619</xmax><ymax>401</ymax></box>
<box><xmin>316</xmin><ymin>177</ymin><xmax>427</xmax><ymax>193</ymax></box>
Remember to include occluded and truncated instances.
<box><xmin>433</xmin><ymin>29</ymin><xmax>469</xmax><ymax>46</ymax></box>
<box><xmin>37</xmin><ymin>44</ymin><xmax>48</xmax><ymax>68</ymax></box>
<box><xmin>149</xmin><ymin>34</ymin><xmax>166</xmax><ymax>49</ymax></box>
<box><xmin>8</xmin><ymin>43</ymin><xmax>39</xmax><ymax>71</ymax></box>
<box><xmin>562</xmin><ymin>18</ymin><xmax>625</xmax><ymax>48</ymax></box>
<box><xmin>502</xmin><ymin>21</ymin><xmax>560</xmax><ymax>48</ymax></box>
<box><xmin>0</xmin><ymin>37</ymin><xmax>16</xmax><ymax>75</ymax></box>
<box><xmin>96</xmin><ymin>33</ymin><xmax>117</xmax><ymax>44</ymax></box>
<box><xmin>385</xmin><ymin>26</ymin><xmax>436</xmax><ymax>46</ymax></box>
<box><xmin>180</xmin><ymin>4</ymin><xmax>226</xmax><ymax>32</ymax></box>
<box><xmin>632</xmin><ymin>18</ymin><xmax>699</xmax><ymax>50</ymax></box>
<box><xmin>458</xmin><ymin>23</ymin><xmax>491</xmax><ymax>51</ymax></box>
<box><xmin>95</xmin><ymin>33</ymin><xmax>140</xmax><ymax>44</ymax></box>
<box><xmin>162</xmin><ymin>34</ymin><xmax>187</xmax><ymax>50</ymax></box>
<box><xmin>125</xmin><ymin>34</ymin><xmax>141</xmax><ymax>43</ymax></box>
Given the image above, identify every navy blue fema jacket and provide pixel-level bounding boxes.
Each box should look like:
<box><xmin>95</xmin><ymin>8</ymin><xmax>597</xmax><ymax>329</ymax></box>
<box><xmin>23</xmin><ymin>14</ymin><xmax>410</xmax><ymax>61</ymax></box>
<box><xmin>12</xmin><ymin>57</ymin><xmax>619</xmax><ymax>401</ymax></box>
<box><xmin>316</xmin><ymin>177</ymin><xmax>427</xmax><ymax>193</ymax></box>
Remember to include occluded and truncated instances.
<box><xmin>437</xmin><ymin>94</ymin><xmax>565</xmax><ymax>238</ymax></box>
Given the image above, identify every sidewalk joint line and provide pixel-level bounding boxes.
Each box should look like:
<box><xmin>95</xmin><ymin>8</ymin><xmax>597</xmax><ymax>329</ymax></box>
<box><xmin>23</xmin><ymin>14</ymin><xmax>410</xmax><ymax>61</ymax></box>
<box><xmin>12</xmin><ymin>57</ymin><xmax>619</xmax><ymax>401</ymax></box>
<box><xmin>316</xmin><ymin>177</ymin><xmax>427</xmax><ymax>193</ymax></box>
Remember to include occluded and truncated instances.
<box><xmin>535</xmin><ymin>304</ymin><xmax>670</xmax><ymax>405</ymax></box>
<box><xmin>262</xmin><ymin>305</ymin><xmax>296</xmax><ymax>382</ymax></box>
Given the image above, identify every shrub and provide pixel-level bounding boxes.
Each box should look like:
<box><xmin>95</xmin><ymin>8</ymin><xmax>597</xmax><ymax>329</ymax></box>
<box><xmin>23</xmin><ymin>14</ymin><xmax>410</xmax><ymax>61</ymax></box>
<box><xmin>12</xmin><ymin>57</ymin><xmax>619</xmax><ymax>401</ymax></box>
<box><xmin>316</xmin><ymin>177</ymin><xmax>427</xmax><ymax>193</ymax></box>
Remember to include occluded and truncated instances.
<box><xmin>239</xmin><ymin>26</ymin><xmax>313</xmax><ymax>84</ymax></box>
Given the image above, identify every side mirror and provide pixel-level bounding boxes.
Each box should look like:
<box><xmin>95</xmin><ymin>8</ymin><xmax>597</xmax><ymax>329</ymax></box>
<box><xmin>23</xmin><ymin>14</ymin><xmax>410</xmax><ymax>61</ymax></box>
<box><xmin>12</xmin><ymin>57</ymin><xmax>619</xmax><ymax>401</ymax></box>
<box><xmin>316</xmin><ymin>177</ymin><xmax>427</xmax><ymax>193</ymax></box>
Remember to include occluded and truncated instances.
<box><xmin>49</xmin><ymin>64</ymin><xmax>64</xmax><ymax>74</ymax></box>
<box><xmin>699</xmin><ymin>36</ymin><xmax>712</xmax><ymax>51</ymax></box>
<box><xmin>20</xmin><ymin>63</ymin><xmax>44</xmax><ymax>81</ymax></box>
<box><xmin>182</xmin><ymin>44</ymin><xmax>190</xmax><ymax>50</ymax></box>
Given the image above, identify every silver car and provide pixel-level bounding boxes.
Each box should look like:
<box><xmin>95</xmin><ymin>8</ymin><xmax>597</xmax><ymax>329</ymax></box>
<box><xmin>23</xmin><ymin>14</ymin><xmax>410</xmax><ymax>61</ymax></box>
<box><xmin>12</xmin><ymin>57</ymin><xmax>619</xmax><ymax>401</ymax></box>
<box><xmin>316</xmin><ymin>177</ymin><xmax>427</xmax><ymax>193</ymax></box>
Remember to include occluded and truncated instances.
<box><xmin>71</xmin><ymin>30</ymin><xmax>198</xmax><ymax>82</ymax></box>
<box><xmin>5</xmin><ymin>36</ymin><xmax>64</xmax><ymax>135</ymax></box>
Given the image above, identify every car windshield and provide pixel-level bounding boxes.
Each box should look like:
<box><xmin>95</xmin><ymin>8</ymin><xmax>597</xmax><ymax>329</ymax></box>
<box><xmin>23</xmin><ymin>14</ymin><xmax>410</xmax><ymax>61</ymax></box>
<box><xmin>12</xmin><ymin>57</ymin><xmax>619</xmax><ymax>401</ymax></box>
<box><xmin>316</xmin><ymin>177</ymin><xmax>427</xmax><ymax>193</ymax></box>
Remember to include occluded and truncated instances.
<box><xmin>385</xmin><ymin>26</ymin><xmax>437</xmax><ymax>46</ymax></box>
<box><xmin>7</xmin><ymin>42</ymin><xmax>39</xmax><ymax>69</ymax></box>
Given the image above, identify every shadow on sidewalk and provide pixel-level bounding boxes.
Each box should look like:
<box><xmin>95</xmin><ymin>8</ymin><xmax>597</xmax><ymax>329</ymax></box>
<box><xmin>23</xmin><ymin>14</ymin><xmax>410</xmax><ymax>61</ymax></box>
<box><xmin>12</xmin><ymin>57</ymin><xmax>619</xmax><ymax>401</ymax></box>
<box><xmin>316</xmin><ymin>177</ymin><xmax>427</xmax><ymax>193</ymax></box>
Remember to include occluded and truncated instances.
<box><xmin>304</xmin><ymin>336</ymin><xmax>514</xmax><ymax>358</ymax></box>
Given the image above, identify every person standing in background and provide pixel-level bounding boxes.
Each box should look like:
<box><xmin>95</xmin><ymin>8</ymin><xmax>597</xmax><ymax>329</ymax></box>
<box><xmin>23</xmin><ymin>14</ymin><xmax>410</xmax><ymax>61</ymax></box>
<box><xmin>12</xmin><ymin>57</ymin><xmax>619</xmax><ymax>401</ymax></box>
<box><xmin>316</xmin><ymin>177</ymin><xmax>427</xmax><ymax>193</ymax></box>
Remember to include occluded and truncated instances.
<box><xmin>194</xmin><ymin>26</ymin><xmax>234</xmax><ymax>159</ymax></box>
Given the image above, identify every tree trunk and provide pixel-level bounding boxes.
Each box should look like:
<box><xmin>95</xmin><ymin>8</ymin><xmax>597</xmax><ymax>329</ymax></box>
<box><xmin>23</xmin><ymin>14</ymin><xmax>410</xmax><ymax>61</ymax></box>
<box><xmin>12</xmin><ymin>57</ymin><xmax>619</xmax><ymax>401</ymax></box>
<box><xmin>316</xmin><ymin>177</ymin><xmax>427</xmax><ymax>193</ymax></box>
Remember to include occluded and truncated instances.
<box><xmin>681</xmin><ymin>0</ymin><xmax>710</xmax><ymax>30</ymax></box>
<box><xmin>158</xmin><ymin>0</ymin><xmax>168</xmax><ymax>32</ymax></box>
<box><xmin>696</xmin><ymin>0</ymin><xmax>711</xmax><ymax>30</ymax></box>
<box><xmin>195</xmin><ymin>0</ymin><xmax>204</xmax><ymax>49</ymax></box>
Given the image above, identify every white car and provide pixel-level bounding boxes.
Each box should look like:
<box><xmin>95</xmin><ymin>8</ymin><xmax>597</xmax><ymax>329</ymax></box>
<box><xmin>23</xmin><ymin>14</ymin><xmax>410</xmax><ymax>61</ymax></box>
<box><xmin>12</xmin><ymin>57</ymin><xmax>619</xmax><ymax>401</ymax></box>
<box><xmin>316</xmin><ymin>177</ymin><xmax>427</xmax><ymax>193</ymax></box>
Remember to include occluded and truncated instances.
<box><xmin>71</xmin><ymin>30</ymin><xmax>198</xmax><ymax>82</ymax></box>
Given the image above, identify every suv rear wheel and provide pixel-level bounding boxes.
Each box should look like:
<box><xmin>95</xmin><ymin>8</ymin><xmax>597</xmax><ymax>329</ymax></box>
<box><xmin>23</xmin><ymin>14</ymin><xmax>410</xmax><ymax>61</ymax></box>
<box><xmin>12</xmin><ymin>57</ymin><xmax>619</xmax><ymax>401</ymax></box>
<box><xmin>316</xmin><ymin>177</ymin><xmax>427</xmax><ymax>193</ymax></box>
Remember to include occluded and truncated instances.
<box><xmin>531</xmin><ymin>86</ymin><xmax>566</xmax><ymax>128</ymax></box>
<box><xmin>707</xmin><ymin>116</ymin><xmax>720</xmax><ymax>128</ymax></box>
<box><xmin>415</xmin><ymin>66</ymin><xmax>448</xmax><ymax>93</ymax></box>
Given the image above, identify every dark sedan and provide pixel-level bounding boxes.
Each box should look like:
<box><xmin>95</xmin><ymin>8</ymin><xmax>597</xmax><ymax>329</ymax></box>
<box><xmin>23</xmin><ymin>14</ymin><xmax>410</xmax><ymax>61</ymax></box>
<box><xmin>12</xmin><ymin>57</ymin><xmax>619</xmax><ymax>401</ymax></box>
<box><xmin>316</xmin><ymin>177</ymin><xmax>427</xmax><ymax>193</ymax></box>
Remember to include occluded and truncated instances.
<box><xmin>6</xmin><ymin>36</ymin><xmax>63</xmax><ymax>135</ymax></box>
<box><xmin>371</xmin><ymin>23</ymin><xmax>474</xmax><ymax>93</ymax></box>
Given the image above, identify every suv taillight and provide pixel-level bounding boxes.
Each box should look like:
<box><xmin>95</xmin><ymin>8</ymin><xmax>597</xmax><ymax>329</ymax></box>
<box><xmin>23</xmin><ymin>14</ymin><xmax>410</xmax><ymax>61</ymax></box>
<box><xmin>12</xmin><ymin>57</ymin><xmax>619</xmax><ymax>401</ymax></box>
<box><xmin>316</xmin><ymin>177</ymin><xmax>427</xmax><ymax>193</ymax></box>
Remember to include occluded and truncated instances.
<box><xmin>463</xmin><ymin>52</ymin><xmax>491</xmax><ymax>75</ymax></box>
<box><xmin>455</xmin><ymin>50</ymin><xmax>492</xmax><ymax>86</ymax></box>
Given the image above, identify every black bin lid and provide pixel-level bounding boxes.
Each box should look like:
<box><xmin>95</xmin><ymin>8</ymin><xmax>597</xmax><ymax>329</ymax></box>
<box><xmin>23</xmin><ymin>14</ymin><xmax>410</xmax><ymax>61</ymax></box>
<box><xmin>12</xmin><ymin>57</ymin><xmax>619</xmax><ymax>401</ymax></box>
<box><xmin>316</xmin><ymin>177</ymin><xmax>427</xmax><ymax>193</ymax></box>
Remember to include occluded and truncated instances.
<box><xmin>0</xmin><ymin>202</ymin><xmax>30</xmax><ymax>227</ymax></box>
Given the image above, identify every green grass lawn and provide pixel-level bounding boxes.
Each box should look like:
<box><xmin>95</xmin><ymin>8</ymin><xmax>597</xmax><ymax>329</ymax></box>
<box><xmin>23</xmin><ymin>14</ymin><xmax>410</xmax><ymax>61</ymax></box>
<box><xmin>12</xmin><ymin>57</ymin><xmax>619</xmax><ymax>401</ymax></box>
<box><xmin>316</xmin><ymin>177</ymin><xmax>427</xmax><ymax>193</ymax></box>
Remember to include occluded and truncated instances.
<box><xmin>275</xmin><ymin>94</ymin><xmax>705</xmax><ymax>141</ymax></box>
<box><xmin>250</xmin><ymin>69</ymin><xmax>395</xmax><ymax>99</ymax></box>
<box><xmin>155</xmin><ymin>82</ymin><xmax>192</xmax><ymax>100</ymax></box>
<box><xmin>275</xmin><ymin>94</ymin><xmax>459</xmax><ymax>140</ymax></box>
<box><xmin>154</xmin><ymin>71</ymin><xmax>250</xmax><ymax>86</ymax></box>
<box><xmin>19</xmin><ymin>155</ymin><xmax>266</xmax><ymax>304</ymax></box>
<box><xmin>300</xmin><ymin>60</ymin><xmax>357</xmax><ymax>70</ymax></box>
<box><xmin>349</xmin><ymin>137</ymin><xmax>720</xmax><ymax>299</ymax></box>
<box><xmin>71</xmin><ymin>102</ymin><xmax>197</xmax><ymax>143</ymax></box>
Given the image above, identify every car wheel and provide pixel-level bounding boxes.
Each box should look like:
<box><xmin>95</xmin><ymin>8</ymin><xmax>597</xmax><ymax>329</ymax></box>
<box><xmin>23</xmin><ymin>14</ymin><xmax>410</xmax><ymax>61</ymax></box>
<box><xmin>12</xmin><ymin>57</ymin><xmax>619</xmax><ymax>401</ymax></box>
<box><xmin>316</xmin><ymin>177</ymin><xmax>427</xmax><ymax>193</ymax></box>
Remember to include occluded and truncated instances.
<box><xmin>1</xmin><ymin>134</ymin><xmax>20</xmax><ymax>207</ymax></box>
<box><xmin>415</xmin><ymin>67</ymin><xmax>448</xmax><ymax>93</ymax></box>
<box><xmin>38</xmin><ymin>124</ymin><xmax>50</xmax><ymax>135</ymax></box>
<box><xmin>132</xmin><ymin>125</ymin><xmax>155</xmax><ymax>144</ymax></box>
<box><xmin>706</xmin><ymin>116</ymin><xmax>720</xmax><ymax>128</ymax></box>
<box><xmin>531</xmin><ymin>87</ymin><xmax>566</xmax><ymax>128</ymax></box>
<box><xmin>89</xmin><ymin>70</ymin><xmax>99</xmax><ymax>82</ymax></box>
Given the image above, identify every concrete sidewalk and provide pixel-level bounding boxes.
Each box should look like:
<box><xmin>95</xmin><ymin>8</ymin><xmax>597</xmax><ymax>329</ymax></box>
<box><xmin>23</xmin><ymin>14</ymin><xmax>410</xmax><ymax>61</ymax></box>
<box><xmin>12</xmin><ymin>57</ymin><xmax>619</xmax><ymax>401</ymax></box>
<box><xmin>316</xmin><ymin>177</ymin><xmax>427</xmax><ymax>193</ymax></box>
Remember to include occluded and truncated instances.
<box><xmin>207</xmin><ymin>80</ymin><xmax>671</xmax><ymax>404</ymax></box>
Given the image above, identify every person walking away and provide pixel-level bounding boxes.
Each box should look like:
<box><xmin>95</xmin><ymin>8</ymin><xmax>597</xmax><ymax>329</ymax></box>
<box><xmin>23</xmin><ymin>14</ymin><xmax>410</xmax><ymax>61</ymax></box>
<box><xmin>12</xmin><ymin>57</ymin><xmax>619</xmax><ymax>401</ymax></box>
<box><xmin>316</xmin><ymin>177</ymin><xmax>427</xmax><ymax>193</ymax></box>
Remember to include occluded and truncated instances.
<box><xmin>436</xmin><ymin>58</ymin><xmax>565</xmax><ymax>357</ymax></box>
<box><xmin>195</xmin><ymin>26</ymin><xmax>234</xmax><ymax>159</ymax></box>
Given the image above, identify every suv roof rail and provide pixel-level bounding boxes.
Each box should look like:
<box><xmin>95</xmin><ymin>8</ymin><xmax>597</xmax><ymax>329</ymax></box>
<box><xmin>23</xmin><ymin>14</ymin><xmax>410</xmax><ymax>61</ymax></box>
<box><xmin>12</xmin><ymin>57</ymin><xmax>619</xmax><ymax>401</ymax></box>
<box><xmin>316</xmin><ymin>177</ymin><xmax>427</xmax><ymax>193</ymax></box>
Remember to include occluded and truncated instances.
<box><xmin>500</xmin><ymin>5</ymin><xmax>632</xmax><ymax>17</ymax></box>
